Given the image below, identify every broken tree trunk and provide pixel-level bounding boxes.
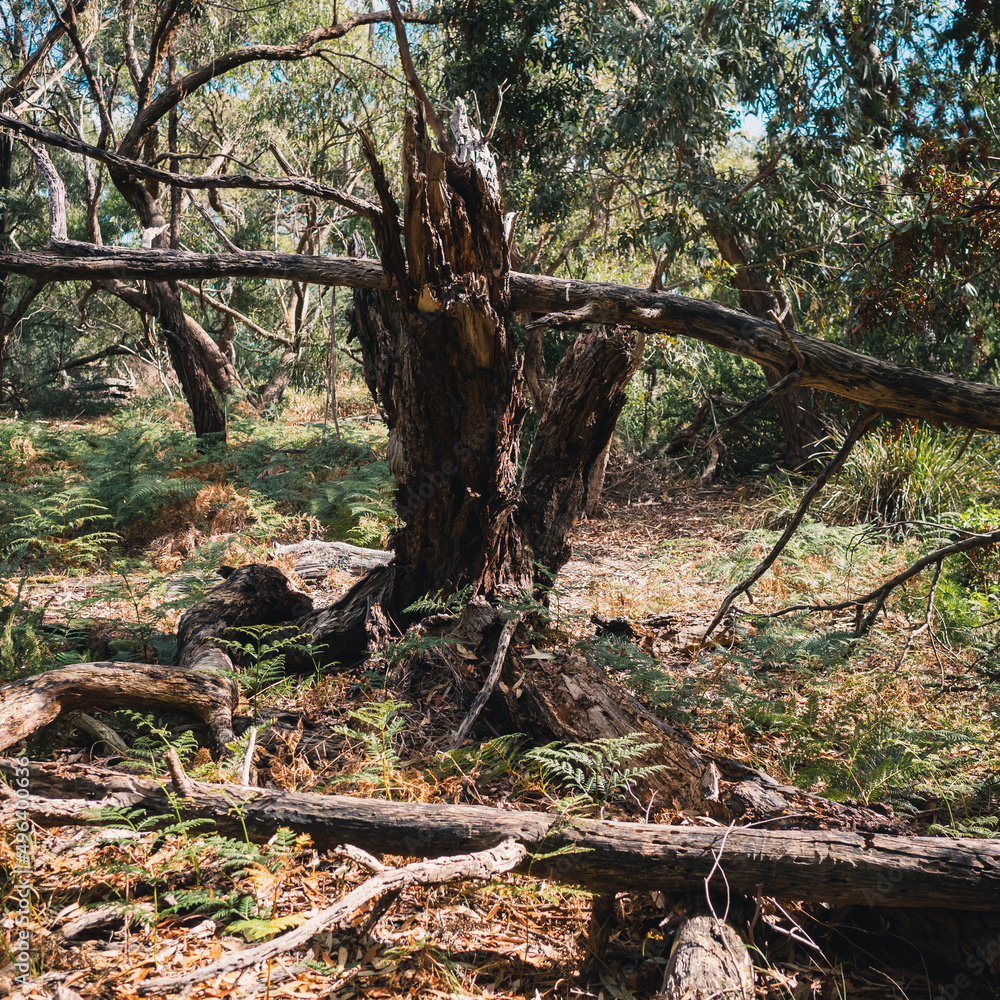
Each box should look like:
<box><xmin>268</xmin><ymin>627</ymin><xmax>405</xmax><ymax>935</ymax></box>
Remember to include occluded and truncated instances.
<box><xmin>5</xmin><ymin>758</ymin><xmax>999</xmax><ymax>911</ymax></box>
<box><xmin>660</xmin><ymin>915</ymin><xmax>755</xmax><ymax>1000</ymax></box>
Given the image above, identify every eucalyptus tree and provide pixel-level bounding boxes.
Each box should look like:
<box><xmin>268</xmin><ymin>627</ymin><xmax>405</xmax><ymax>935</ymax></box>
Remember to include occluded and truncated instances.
<box><xmin>0</xmin><ymin>0</ymin><xmax>420</xmax><ymax>433</ymax></box>
<box><xmin>3</xmin><ymin>0</ymin><xmax>1000</xmax><ymax>616</ymax></box>
<box><xmin>425</xmin><ymin>0</ymin><xmax>1000</xmax><ymax>463</ymax></box>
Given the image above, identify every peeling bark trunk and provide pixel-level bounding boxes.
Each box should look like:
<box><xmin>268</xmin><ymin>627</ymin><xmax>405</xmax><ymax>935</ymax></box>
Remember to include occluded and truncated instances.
<box><xmin>257</xmin><ymin>337</ymin><xmax>301</xmax><ymax>410</ymax></box>
<box><xmin>381</xmin><ymin>110</ymin><xmax>529</xmax><ymax>603</ymax></box>
<box><xmin>108</xmin><ymin>157</ymin><xmax>235</xmax><ymax>437</ymax></box>
<box><xmin>349</xmin><ymin>111</ymin><xmax>530</xmax><ymax>608</ymax></box>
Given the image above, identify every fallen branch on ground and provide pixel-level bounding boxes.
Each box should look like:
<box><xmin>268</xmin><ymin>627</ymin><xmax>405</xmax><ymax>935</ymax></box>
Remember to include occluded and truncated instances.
<box><xmin>0</xmin><ymin>664</ymin><xmax>238</xmax><ymax>755</ymax></box>
<box><xmin>731</xmin><ymin>525</ymin><xmax>1000</xmax><ymax>633</ymax></box>
<box><xmin>136</xmin><ymin>838</ymin><xmax>526</xmax><ymax>996</ymax></box>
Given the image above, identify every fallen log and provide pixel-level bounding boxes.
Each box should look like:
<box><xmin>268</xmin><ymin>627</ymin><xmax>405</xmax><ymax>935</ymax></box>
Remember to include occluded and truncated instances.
<box><xmin>4</xmin><ymin>759</ymin><xmax>998</xmax><ymax>911</ymax></box>
<box><xmin>177</xmin><ymin>563</ymin><xmax>313</xmax><ymax>673</ymax></box>
<box><xmin>180</xmin><ymin>564</ymin><xmax>901</xmax><ymax>831</ymax></box>
<box><xmin>270</xmin><ymin>539</ymin><xmax>393</xmax><ymax>582</ymax></box>
<box><xmin>0</xmin><ymin>664</ymin><xmax>238</xmax><ymax>755</ymax></box>
<box><xmin>5</xmin><ymin>241</ymin><xmax>1000</xmax><ymax>435</ymax></box>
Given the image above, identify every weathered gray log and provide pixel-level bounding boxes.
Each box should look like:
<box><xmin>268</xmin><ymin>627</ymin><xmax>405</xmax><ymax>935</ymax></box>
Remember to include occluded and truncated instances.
<box><xmin>0</xmin><ymin>664</ymin><xmax>238</xmax><ymax>754</ymax></box>
<box><xmin>270</xmin><ymin>539</ymin><xmax>393</xmax><ymax>582</ymax></box>
<box><xmin>177</xmin><ymin>563</ymin><xmax>313</xmax><ymax>673</ymax></box>
<box><xmin>660</xmin><ymin>915</ymin><xmax>755</xmax><ymax>1000</ymax></box>
<box><xmin>4</xmin><ymin>759</ymin><xmax>999</xmax><ymax>911</ymax></box>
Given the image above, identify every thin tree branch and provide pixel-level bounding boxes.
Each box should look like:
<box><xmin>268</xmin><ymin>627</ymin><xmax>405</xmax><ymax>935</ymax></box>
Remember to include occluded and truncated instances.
<box><xmin>679</xmin><ymin>370</ymin><xmax>806</xmax><ymax>478</ymax></box>
<box><xmin>738</xmin><ymin>525</ymin><xmax>1000</xmax><ymax>636</ymax></box>
<box><xmin>0</xmin><ymin>278</ymin><xmax>46</xmax><ymax>358</ymax></box>
<box><xmin>190</xmin><ymin>198</ymin><xmax>244</xmax><ymax>253</ymax></box>
<box><xmin>449</xmin><ymin>614</ymin><xmax>522</xmax><ymax>750</ymax></box>
<box><xmin>386</xmin><ymin>0</ymin><xmax>451</xmax><ymax>155</ymax></box>
<box><xmin>48</xmin><ymin>343</ymin><xmax>140</xmax><ymax>374</ymax></box>
<box><xmin>120</xmin><ymin>9</ymin><xmax>436</xmax><ymax>157</ymax></box>
<box><xmin>0</xmin><ymin>112</ymin><xmax>381</xmax><ymax>220</ymax></box>
<box><xmin>0</xmin><ymin>0</ymin><xmax>91</xmax><ymax>106</ymax></box>
<box><xmin>702</xmin><ymin>408</ymin><xmax>881</xmax><ymax>642</ymax></box>
<box><xmin>175</xmin><ymin>281</ymin><xmax>284</xmax><ymax>344</ymax></box>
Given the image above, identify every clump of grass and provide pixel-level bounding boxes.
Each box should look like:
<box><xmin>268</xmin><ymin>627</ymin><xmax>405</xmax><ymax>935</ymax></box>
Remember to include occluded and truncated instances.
<box><xmin>770</xmin><ymin>423</ymin><xmax>1000</xmax><ymax>527</ymax></box>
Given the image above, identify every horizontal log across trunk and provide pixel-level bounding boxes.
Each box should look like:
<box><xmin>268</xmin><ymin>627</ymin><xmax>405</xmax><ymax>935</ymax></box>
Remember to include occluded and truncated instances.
<box><xmin>2</xmin><ymin>242</ymin><xmax>999</xmax><ymax>433</ymax></box>
<box><xmin>4</xmin><ymin>759</ymin><xmax>998</xmax><ymax>911</ymax></box>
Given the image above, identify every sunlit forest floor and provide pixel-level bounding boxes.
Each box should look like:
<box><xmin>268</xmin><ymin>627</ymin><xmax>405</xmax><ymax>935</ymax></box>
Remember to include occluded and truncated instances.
<box><xmin>1</xmin><ymin>394</ymin><xmax>998</xmax><ymax>999</ymax></box>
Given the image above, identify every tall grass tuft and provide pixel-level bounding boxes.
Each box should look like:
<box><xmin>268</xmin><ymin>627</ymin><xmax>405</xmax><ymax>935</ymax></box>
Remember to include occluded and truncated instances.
<box><xmin>771</xmin><ymin>423</ymin><xmax>1000</xmax><ymax>527</ymax></box>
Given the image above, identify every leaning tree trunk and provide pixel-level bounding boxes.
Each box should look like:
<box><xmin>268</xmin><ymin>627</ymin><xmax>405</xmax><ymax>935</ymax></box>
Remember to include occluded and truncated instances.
<box><xmin>521</xmin><ymin>323</ymin><xmax>642</xmax><ymax>576</ymax></box>
<box><xmin>107</xmin><ymin>166</ymin><xmax>231</xmax><ymax>438</ymax></box>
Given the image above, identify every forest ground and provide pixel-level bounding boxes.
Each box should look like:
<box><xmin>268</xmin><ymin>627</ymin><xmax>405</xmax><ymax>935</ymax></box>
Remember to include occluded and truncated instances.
<box><xmin>1</xmin><ymin>399</ymin><xmax>998</xmax><ymax>1000</ymax></box>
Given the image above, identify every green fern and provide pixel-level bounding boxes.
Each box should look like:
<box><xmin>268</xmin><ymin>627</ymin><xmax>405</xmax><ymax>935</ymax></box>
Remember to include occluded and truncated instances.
<box><xmin>437</xmin><ymin>734</ymin><xmax>525</xmax><ymax>786</ymax></box>
<box><xmin>404</xmin><ymin>585</ymin><xmax>474</xmax><ymax>616</ymax></box>
<box><xmin>523</xmin><ymin>734</ymin><xmax>665</xmax><ymax>806</ymax></box>
<box><xmin>311</xmin><ymin>460</ymin><xmax>399</xmax><ymax>545</ymax></box>
<box><xmin>214</xmin><ymin>625</ymin><xmax>327</xmax><ymax>706</ymax></box>
<box><xmin>928</xmin><ymin>814</ymin><xmax>1000</xmax><ymax>839</ymax></box>
<box><xmin>330</xmin><ymin>699</ymin><xmax>410</xmax><ymax>799</ymax></box>
<box><xmin>228</xmin><ymin>912</ymin><xmax>306</xmax><ymax>941</ymax></box>
<box><xmin>0</xmin><ymin>489</ymin><xmax>118</xmax><ymax>570</ymax></box>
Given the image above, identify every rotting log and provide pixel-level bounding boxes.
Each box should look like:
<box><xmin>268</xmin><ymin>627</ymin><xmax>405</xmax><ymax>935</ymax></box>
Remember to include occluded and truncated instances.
<box><xmin>3</xmin><ymin>759</ymin><xmax>999</xmax><ymax>911</ymax></box>
<box><xmin>498</xmin><ymin>646</ymin><xmax>900</xmax><ymax>831</ymax></box>
<box><xmin>0</xmin><ymin>665</ymin><xmax>238</xmax><ymax>755</ymax></box>
<box><xmin>660</xmin><ymin>915</ymin><xmax>755</xmax><ymax>1000</ymax></box>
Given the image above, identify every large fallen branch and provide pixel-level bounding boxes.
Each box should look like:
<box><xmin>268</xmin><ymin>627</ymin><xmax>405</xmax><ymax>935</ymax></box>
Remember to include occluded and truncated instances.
<box><xmin>4</xmin><ymin>759</ymin><xmax>998</xmax><ymax>911</ymax></box>
<box><xmin>3</xmin><ymin>244</ymin><xmax>1000</xmax><ymax>433</ymax></box>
